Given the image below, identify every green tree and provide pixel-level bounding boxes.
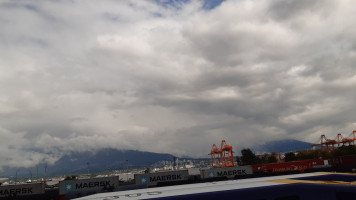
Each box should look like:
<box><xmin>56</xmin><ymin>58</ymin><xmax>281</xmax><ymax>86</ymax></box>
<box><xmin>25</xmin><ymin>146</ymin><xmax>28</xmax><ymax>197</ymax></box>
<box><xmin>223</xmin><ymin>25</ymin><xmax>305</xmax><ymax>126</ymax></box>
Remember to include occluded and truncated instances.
<box><xmin>240</xmin><ymin>148</ymin><xmax>258</xmax><ymax>165</ymax></box>
<box><xmin>284</xmin><ymin>152</ymin><xmax>297</xmax><ymax>162</ymax></box>
<box><xmin>256</xmin><ymin>154</ymin><xmax>277</xmax><ymax>164</ymax></box>
<box><xmin>64</xmin><ymin>175</ymin><xmax>77</xmax><ymax>180</ymax></box>
<box><xmin>267</xmin><ymin>155</ymin><xmax>277</xmax><ymax>163</ymax></box>
<box><xmin>333</xmin><ymin>145</ymin><xmax>356</xmax><ymax>157</ymax></box>
<box><xmin>235</xmin><ymin>156</ymin><xmax>242</xmax><ymax>166</ymax></box>
<box><xmin>296</xmin><ymin>150</ymin><xmax>314</xmax><ymax>160</ymax></box>
<box><xmin>256</xmin><ymin>154</ymin><xmax>267</xmax><ymax>164</ymax></box>
<box><xmin>319</xmin><ymin>149</ymin><xmax>333</xmax><ymax>159</ymax></box>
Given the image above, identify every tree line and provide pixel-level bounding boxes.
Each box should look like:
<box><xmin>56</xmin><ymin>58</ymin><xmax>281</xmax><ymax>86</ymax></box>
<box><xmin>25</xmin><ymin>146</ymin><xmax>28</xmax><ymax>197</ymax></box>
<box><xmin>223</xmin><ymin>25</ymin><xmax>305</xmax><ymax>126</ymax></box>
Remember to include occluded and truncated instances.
<box><xmin>236</xmin><ymin>148</ymin><xmax>277</xmax><ymax>166</ymax></box>
<box><xmin>237</xmin><ymin>145</ymin><xmax>356</xmax><ymax>165</ymax></box>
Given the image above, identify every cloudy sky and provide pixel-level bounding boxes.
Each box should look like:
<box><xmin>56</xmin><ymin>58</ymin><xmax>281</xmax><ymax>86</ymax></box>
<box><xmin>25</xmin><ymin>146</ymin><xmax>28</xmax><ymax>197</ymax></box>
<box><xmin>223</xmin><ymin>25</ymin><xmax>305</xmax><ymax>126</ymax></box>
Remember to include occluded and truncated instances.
<box><xmin>1</xmin><ymin>0</ymin><xmax>356</xmax><ymax>169</ymax></box>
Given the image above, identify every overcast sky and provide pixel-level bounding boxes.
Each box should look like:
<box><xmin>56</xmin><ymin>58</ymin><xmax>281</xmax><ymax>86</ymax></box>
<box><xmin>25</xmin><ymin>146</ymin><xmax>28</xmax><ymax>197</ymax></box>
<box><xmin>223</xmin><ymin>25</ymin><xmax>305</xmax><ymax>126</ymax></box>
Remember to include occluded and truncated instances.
<box><xmin>1</xmin><ymin>0</ymin><xmax>356</xmax><ymax>169</ymax></box>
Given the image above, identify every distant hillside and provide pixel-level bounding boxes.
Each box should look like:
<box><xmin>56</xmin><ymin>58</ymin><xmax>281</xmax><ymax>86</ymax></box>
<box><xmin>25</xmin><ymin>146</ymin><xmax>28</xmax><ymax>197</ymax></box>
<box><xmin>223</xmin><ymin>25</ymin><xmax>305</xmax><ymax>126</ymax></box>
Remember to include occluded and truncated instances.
<box><xmin>1</xmin><ymin>140</ymin><xmax>313</xmax><ymax>177</ymax></box>
<box><xmin>254</xmin><ymin>139</ymin><xmax>312</xmax><ymax>153</ymax></box>
<box><xmin>2</xmin><ymin>149</ymin><xmax>175</xmax><ymax>177</ymax></box>
<box><xmin>51</xmin><ymin>149</ymin><xmax>175</xmax><ymax>175</ymax></box>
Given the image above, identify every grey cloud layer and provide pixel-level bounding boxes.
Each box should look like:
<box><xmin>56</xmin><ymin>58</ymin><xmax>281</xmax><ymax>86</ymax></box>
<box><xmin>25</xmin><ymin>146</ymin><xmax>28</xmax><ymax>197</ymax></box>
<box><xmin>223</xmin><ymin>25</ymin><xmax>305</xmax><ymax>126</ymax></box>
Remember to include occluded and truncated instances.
<box><xmin>0</xmin><ymin>0</ymin><xmax>356</xmax><ymax>169</ymax></box>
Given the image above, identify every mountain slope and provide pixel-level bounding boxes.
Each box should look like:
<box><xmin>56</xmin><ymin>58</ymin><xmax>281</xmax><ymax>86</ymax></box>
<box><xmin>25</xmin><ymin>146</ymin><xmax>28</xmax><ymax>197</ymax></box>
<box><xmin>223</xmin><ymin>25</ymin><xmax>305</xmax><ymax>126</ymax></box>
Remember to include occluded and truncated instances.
<box><xmin>254</xmin><ymin>139</ymin><xmax>312</xmax><ymax>153</ymax></box>
<box><xmin>51</xmin><ymin>149</ymin><xmax>175</xmax><ymax>175</ymax></box>
<box><xmin>2</xmin><ymin>149</ymin><xmax>175</xmax><ymax>177</ymax></box>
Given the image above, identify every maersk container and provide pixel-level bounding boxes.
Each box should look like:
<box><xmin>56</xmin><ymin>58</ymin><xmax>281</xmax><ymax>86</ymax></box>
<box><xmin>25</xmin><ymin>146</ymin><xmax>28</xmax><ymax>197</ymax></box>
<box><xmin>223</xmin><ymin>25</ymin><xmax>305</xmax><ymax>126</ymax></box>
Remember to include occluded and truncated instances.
<box><xmin>59</xmin><ymin>176</ymin><xmax>120</xmax><ymax>199</ymax></box>
<box><xmin>135</xmin><ymin>170</ymin><xmax>189</xmax><ymax>187</ymax></box>
<box><xmin>252</xmin><ymin>159</ymin><xmax>325</xmax><ymax>173</ymax></box>
<box><xmin>0</xmin><ymin>183</ymin><xmax>45</xmax><ymax>198</ymax></box>
<box><xmin>200</xmin><ymin>166</ymin><xmax>253</xmax><ymax>179</ymax></box>
<box><xmin>329</xmin><ymin>155</ymin><xmax>356</xmax><ymax>171</ymax></box>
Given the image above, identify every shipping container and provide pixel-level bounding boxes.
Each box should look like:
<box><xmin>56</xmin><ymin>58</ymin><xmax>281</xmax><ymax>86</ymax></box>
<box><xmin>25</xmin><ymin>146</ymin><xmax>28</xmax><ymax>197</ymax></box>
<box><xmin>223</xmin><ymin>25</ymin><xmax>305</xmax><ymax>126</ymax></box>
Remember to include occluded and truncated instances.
<box><xmin>135</xmin><ymin>170</ymin><xmax>189</xmax><ymax>187</ymax></box>
<box><xmin>329</xmin><ymin>155</ymin><xmax>356</xmax><ymax>171</ymax></box>
<box><xmin>59</xmin><ymin>176</ymin><xmax>120</xmax><ymax>199</ymax></box>
<box><xmin>200</xmin><ymin>166</ymin><xmax>253</xmax><ymax>179</ymax></box>
<box><xmin>252</xmin><ymin>159</ymin><xmax>325</xmax><ymax>173</ymax></box>
<box><xmin>0</xmin><ymin>183</ymin><xmax>45</xmax><ymax>198</ymax></box>
<box><xmin>74</xmin><ymin>172</ymin><xmax>356</xmax><ymax>200</ymax></box>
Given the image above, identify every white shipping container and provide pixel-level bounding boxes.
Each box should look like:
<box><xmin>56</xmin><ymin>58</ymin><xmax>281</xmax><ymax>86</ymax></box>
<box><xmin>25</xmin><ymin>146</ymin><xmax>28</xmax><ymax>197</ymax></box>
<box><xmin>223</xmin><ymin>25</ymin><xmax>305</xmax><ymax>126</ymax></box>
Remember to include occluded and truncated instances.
<box><xmin>59</xmin><ymin>176</ymin><xmax>120</xmax><ymax>195</ymax></box>
<box><xmin>135</xmin><ymin>170</ymin><xmax>189</xmax><ymax>187</ymax></box>
<box><xmin>0</xmin><ymin>183</ymin><xmax>45</xmax><ymax>197</ymax></box>
<box><xmin>200</xmin><ymin>166</ymin><xmax>253</xmax><ymax>179</ymax></box>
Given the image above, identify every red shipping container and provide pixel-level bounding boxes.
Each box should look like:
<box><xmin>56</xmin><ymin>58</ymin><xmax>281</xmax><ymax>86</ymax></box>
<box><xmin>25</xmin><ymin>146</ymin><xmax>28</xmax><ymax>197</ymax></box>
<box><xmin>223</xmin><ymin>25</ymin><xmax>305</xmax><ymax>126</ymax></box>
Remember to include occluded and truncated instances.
<box><xmin>252</xmin><ymin>159</ymin><xmax>325</xmax><ymax>173</ymax></box>
<box><xmin>329</xmin><ymin>155</ymin><xmax>356</xmax><ymax>168</ymax></box>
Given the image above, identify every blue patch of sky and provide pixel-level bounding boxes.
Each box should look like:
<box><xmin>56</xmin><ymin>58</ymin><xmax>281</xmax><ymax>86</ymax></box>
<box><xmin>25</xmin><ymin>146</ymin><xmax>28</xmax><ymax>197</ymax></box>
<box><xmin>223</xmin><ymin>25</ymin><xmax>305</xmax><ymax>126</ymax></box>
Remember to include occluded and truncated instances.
<box><xmin>151</xmin><ymin>0</ymin><xmax>189</xmax><ymax>9</ymax></box>
<box><xmin>202</xmin><ymin>0</ymin><xmax>225</xmax><ymax>10</ymax></box>
<box><xmin>151</xmin><ymin>0</ymin><xmax>225</xmax><ymax>10</ymax></box>
<box><xmin>24</xmin><ymin>4</ymin><xmax>38</xmax><ymax>12</ymax></box>
<box><xmin>152</xmin><ymin>12</ymin><xmax>163</xmax><ymax>18</ymax></box>
<box><xmin>15</xmin><ymin>37</ymin><xmax>49</xmax><ymax>48</ymax></box>
<box><xmin>0</xmin><ymin>2</ymin><xmax>39</xmax><ymax>12</ymax></box>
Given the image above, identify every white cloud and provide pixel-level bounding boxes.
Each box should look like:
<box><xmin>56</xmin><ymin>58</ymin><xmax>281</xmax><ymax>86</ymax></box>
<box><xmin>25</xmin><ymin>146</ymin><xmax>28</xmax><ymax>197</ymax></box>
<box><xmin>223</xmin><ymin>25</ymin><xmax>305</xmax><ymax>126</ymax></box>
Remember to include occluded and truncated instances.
<box><xmin>0</xmin><ymin>0</ymin><xmax>356</xmax><ymax>169</ymax></box>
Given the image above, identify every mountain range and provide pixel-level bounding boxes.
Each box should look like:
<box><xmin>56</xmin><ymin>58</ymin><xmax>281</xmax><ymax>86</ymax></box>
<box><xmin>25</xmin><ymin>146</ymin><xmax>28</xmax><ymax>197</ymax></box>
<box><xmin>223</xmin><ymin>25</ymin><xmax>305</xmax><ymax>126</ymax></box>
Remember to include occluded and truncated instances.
<box><xmin>2</xmin><ymin>149</ymin><xmax>175</xmax><ymax>178</ymax></box>
<box><xmin>253</xmin><ymin>139</ymin><xmax>312</xmax><ymax>154</ymax></box>
<box><xmin>2</xmin><ymin>139</ymin><xmax>312</xmax><ymax>178</ymax></box>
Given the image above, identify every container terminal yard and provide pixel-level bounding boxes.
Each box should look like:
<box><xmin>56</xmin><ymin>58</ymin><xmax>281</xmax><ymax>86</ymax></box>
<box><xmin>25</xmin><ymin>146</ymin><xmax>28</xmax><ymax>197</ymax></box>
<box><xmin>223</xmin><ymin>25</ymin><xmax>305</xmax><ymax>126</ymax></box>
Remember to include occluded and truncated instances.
<box><xmin>1</xmin><ymin>131</ymin><xmax>356</xmax><ymax>200</ymax></box>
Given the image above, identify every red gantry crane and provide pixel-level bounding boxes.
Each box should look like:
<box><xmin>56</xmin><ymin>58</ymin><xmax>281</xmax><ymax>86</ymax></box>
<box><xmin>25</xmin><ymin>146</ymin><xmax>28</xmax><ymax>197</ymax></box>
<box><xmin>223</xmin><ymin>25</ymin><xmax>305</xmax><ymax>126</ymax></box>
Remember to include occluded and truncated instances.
<box><xmin>311</xmin><ymin>131</ymin><xmax>356</xmax><ymax>150</ymax></box>
<box><xmin>220</xmin><ymin>140</ymin><xmax>234</xmax><ymax>167</ymax></box>
<box><xmin>321</xmin><ymin>134</ymin><xmax>338</xmax><ymax>150</ymax></box>
<box><xmin>311</xmin><ymin>134</ymin><xmax>337</xmax><ymax>150</ymax></box>
<box><xmin>209</xmin><ymin>140</ymin><xmax>235</xmax><ymax>168</ymax></box>
<box><xmin>337</xmin><ymin>133</ymin><xmax>354</xmax><ymax>146</ymax></box>
<box><xmin>209</xmin><ymin>144</ymin><xmax>222</xmax><ymax>168</ymax></box>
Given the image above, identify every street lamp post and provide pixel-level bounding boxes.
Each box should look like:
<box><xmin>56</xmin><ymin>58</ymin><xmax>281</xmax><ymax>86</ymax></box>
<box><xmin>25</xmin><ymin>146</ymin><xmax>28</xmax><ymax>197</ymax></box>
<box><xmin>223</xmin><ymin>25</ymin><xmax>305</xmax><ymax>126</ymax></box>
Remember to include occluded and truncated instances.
<box><xmin>87</xmin><ymin>162</ymin><xmax>90</xmax><ymax>175</ymax></box>
<box><xmin>15</xmin><ymin>170</ymin><xmax>20</xmax><ymax>185</ymax></box>
<box><xmin>44</xmin><ymin>164</ymin><xmax>47</xmax><ymax>182</ymax></box>
<box><xmin>126</xmin><ymin>160</ymin><xmax>128</xmax><ymax>181</ymax></box>
<box><xmin>28</xmin><ymin>169</ymin><xmax>32</xmax><ymax>182</ymax></box>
